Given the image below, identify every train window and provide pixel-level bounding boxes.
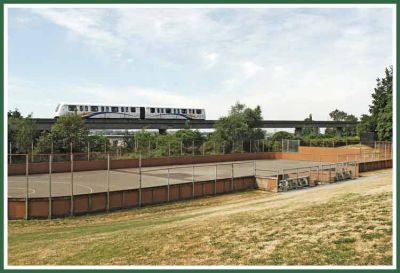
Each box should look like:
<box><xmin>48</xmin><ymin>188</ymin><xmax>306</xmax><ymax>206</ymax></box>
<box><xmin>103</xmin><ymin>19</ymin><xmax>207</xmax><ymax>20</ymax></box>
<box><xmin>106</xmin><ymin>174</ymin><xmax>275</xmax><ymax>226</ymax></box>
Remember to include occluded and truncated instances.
<box><xmin>111</xmin><ymin>107</ymin><xmax>118</xmax><ymax>112</ymax></box>
<box><xmin>101</xmin><ymin>106</ymin><xmax>104</xmax><ymax>112</ymax></box>
<box><xmin>150</xmin><ymin>108</ymin><xmax>155</xmax><ymax>113</ymax></box>
<box><xmin>130</xmin><ymin>107</ymin><xmax>136</xmax><ymax>112</ymax></box>
<box><xmin>121</xmin><ymin>107</ymin><xmax>124</xmax><ymax>112</ymax></box>
<box><xmin>161</xmin><ymin>108</ymin><xmax>164</xmax><ymax>113</ymax></box>
<box><xmin>85</xmin><ymin>106</ymin><xmax>88</xmax><ymax>111</ymax></box>
<box><xmin>181</xmin><ymin>109</ymin><xmax>187</xmax><ymax>114</ymax></box>
<box><xmin>55</xmin><ymin>104</ymin><xmax>60</xmax><ymax>112</ymax></box>
<box><xmin>188</xmin><ymin>109</ymin><xmax>192</xmax><ymax>114</ymax></box>
<box><xmin>157</xmin><ymin>108</ymin><xmax>160</xmax><ymax>113</ymax></box>
<box><xmin>166</xmin><ymin>108</ymin><xmax>171</xmax><ymax>114</ymax></box>
<box><xmin>68</xmin><ymin>105</ymin><xmax>77</xmax><ymax>111</ymax></box>
<box><xmin>79</xmin><ymin>106</ymin><xmax>83</xmax><ymax>111</ymax></box>
<box><xmin>91</xmin><ymin>106</ymin><xmax>98</xmax><ymax>112</ymax></box>
<box><xmin>105</xmin><ymin>107</ymin><xmax>109</xmax><ymax>112</ymax></box>
<box><xmin>125</xmin><ymin>107</ymin><xmax>129</xmax><ymax>112</ymax></box>
<box><xmin>196</xmin><ymin>109</ymin><xmax>202</xmax><ymax>114</ymax></box>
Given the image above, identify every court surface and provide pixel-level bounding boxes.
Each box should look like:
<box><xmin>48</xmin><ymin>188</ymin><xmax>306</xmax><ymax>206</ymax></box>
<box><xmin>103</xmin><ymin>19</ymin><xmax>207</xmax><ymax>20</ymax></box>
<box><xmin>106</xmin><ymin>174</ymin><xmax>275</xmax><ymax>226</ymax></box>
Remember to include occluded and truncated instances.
<box><xmin>8</xmin><ymin>159</ymin><xmax>326</xmax><ymax>198</ymax></box>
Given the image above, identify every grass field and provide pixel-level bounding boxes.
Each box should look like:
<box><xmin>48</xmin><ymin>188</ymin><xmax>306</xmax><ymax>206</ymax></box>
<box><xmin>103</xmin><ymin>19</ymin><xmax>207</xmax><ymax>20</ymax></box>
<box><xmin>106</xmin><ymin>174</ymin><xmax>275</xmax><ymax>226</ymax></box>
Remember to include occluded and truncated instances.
<box><xmin>8</xmin><ymin>169</ymin><xmax>393</xmax><ymax>266</ymax></box>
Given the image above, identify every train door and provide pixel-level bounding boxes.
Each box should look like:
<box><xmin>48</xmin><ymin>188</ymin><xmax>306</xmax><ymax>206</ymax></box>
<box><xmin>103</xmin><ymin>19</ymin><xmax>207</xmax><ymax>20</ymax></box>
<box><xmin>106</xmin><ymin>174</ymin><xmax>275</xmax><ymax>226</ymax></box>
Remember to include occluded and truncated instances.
<box><xmin>140</xmin><ymin>107</ymin><xmax>145</xmax><ymax>119</ymax></box>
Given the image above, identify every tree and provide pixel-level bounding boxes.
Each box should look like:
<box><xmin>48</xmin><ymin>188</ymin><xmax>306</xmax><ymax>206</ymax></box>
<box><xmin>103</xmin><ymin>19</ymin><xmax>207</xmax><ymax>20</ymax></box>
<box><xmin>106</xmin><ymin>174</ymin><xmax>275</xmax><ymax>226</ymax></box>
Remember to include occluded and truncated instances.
<box><xmin>302</xmin><ymin>114</ymin><xmax>316</xmax><ymax>136</ymax></box>
<box><xmin>376</xmin><ymin>91</ymin><xmax>392</xmax><ymax>140</ymax></box>
<box><xmin>213</xmin><ymin>102</ymin><xmax>265</xmax><ymax>143</ymax></box>
<box><xmin>50</xmin><ymin>114</ymin><xmax>89</xmax><ymax>152</ymax></box>
<box><xmin>8</xmin><ymin>110</ymin><xmax>37</xmax><ymax>153</ymax></box>
<box><xmin>8</xmin><ymin>108</ymin><xmax>22</xmax><ymax>119</ymax></box>
<box><xmin>325</xmin><ymin>109</ymin><xmax>358</xmax><ymax>136</ymax></box>
<box><xmin>269</xmin><ymin>131</ymin><xmax>294</xmax><ymax>141</ymax></box>
<box><xmin>358</xmin><ymin>66</ymin><xmax>393</xmax><ymax>141</ymax></box>
<box><xmin>175</xmin><ymin>129</ymin><xmax>204</xmax><ymax>145</ymax></box>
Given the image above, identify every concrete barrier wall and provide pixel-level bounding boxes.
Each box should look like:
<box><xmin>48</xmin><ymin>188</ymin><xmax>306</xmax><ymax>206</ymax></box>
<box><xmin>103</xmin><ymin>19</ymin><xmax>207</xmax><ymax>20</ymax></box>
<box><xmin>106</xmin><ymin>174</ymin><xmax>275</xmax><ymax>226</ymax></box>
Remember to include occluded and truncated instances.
<box><xmin>8</xmin><ymin>176</ymin><xmax>255</xmax><ymax>220</ymax></box>
<box><xmin>8</xmin><ymin>152</ymin><xmax>279</xmax><ymax>176</ymax></box>
<box><xmin>359</xmin><ymin>160</ymin><xmax>392</xmax><ymax>172</ymax></box>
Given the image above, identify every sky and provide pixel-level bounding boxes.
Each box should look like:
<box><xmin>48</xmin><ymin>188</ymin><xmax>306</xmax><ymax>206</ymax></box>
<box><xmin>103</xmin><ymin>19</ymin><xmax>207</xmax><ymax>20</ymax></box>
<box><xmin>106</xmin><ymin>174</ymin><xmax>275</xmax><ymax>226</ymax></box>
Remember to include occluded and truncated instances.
<box><xmin>7</xmin><ymin>6</ymin><xmax>394</xmax><ymax>120</ymax></box>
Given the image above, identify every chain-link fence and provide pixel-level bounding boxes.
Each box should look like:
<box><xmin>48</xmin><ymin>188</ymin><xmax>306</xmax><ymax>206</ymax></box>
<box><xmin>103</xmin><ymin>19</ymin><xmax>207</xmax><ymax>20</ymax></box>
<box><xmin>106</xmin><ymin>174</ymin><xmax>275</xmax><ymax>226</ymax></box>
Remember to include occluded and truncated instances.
<box><xmin>8</xmin><ymin>155</ymin><xmax>259</xmax><ymax>219</ymax></box>
<box><xmin>8</xmin><ymin>139</ymin><xmax>287</xmax><ymax>164</ymax></box>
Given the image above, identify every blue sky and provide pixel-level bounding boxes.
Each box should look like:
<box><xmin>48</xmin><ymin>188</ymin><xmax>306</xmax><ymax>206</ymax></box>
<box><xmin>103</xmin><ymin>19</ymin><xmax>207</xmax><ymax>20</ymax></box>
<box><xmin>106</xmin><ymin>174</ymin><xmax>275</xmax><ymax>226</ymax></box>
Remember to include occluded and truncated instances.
<box><xmin>7</xmin><ymin>6</ymin><xmax>394</xmax><ymax>120</ymax></box>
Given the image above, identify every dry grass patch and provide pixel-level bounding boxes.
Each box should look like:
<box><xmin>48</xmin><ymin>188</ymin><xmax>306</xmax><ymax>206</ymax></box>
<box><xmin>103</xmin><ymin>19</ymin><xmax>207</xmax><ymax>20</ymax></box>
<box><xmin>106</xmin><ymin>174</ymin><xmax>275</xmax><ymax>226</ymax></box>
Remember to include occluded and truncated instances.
<box><xmin>8</xmin><ymin>170</ymin><xmax>392</xmax><ymax>266</ymax></box>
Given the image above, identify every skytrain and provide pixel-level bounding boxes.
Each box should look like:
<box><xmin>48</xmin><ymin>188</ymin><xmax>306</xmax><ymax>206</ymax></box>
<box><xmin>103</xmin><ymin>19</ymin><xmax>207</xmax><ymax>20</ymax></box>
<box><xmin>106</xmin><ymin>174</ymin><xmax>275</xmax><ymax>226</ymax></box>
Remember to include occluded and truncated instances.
<box><xmin>54</xmin><ymin>103</ymin><xmax>206</xmax><ymax>120</ymax></box>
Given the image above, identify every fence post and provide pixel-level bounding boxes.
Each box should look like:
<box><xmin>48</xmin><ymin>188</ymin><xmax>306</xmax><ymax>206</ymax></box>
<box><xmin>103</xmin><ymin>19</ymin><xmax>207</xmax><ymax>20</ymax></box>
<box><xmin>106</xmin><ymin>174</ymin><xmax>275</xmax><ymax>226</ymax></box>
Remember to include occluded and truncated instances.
<box><xmin>384</xmin><ymin>144</ymin><xmax>387</xmax><ymax>160</ymax></box>
<box><xmin>232</xmin><ymin>141</ymin><xmax>235</xmax><ymax>153</ymax></box>
<box><xmin>25</xmin><ymin>155</ymin><xmax>29</xmax><ymax>220</ymax></box>
<box><xmin>253</xmin><ymin>161</ymin><xmax>256</xmax><ymax>176</ymax></box>
<box><xmin>48</xmin><ymin>154</ymin><xmax>52</xmax><ymax>219</ymax></box>
<box><xmin>87</xmin><ymin>141</ymin><xmax>90</xmax><ymax>161</ymax></box>
<box><xmin>31</xmin><ymin>141</ymin><xmax>34</xmax><ymax>163</ymax></box>
<box><xmin>213</xmin><ymin>141</ymin><xmax>216</xmax><ymax>155</ymax></box>
<box><xmin>222</xmin><ymin>141</ymin><xmax>225</xmax><ymax>154</ymax></box>
<box><xmin>9</xmin><ymin>142</ymin><xmax>11</xmax><ymax>164</ymax></box>
<box><xmin>180</xmin><ymin>141</ymin><xmax>183</xmax><ymax>156</ymax></box>
<box><xmin>192</xmin><ymin>140</ymin><xmax>195</xmax><ymax>156</ymax></box>
<box><xmin>168</xmin><ymin>142</ymin><xmax>171</xmax><ymax>157</ymax></box>
<box><xmin>231</xmin><ymin>163</ymin><xmax>234</xmax><ymax>191</ymax></box>
<box><xmin>192</xmin><ymin>165</ymin><xmax>195</xmax><ymax>199</ymax></box>
<box><xmin>241</xmin><ymin>140</ymin><xmax>244</xmax><ymax>153</ymax></box>
<box><xmin>167</xmin><ymin>168</ymin><xmax>170</xmax><ymax>202</ymax></box>
<box><xmin>250</xmin><ymin>140</ymin><xmax>252</xmax><ymax>153</ymax></box>
<box><xmin>139</xmin><ymin>154</ymin><xmax>142</xmax><ymax>207</ymax></box>
<box><xmin>281</xmin><ymin>139</ymin><xmax>284</xmax><ymax>152</ymax></box>
<box><xmin>262</xmin><ymin>139</ymin><xmax>265</xmax><ymax>152</ymax></box>
<box><xmin>214</xmin><ymin>165</ymin><xmax>217</xmax><ymax>195</ymax></box>
<box><xmin>202</xmin><ymin>142</ymin><xmax>205</xmax><ymax>155</ymax></box>
<box><xmin>70</xmin><ymin>153</ymin><xmax>74</xmax><ymax>217</ymax></box>
<box><xmin>148</xmin><ymin>140</ymin><xmax>151</xmax><ymax>157</ymax></box>
<box><xmin>107</xmin><ymin>154</ymin><xmax>110</xmax><ymax>212</ymax></box>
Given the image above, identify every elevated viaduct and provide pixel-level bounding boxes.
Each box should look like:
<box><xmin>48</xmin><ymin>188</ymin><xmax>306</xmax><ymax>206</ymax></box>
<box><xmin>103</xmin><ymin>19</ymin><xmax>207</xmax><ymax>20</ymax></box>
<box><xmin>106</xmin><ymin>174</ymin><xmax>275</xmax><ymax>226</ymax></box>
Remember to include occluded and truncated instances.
<box><xmin>33</xmin><ymin>119</ymin><xmax>358</xmax><ymax>135</ymax></box>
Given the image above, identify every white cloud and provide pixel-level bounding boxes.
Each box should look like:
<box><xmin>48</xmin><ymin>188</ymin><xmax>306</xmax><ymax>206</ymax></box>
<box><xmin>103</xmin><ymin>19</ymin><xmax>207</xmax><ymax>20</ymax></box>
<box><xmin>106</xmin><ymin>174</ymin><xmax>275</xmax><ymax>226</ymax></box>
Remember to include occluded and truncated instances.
<box><xmin>202</xmin><ymin>52</ymin><xmax>218</xmax><ymax>68</ymax></box>
<box><xmin>31</xmin><ymin>8</ymin><xmax>124</xmax><ymax>50</ymax></box>
<box><xmin>10</xmin><ymin>7</ymin><xmax>394</xmax><ymax>120</ymax></box>
<box><xmin>241</xmin><ymin>61</ymin><xmax>264</xmax><ymax>79</ymax></box>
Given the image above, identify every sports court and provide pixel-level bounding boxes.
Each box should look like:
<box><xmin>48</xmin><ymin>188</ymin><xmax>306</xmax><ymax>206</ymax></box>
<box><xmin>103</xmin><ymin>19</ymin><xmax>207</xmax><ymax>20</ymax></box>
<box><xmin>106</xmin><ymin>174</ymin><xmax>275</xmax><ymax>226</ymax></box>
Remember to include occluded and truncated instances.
<box><xmin>8</xmin><ymin>159</ymin><xmax>326</xmax><ymax>198</ymax></box>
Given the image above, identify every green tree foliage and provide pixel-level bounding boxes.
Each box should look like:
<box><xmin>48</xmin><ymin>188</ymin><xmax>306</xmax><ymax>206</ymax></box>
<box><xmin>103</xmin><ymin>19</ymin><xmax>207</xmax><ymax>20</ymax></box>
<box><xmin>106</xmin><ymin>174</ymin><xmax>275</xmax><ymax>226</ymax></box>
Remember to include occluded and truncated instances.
<box><xmin>50</xmin><ymin>114</ymin><xmax>89</xmax><ymax>152</ymax></box>
<box><xmin>376</xmin><ymin>91</ymin><xmax>392</xmax><ymax>140</ymax></box>
<box><xmin>358</xmin><ymin>66</ymin><xmax>392</xmax><ymax>140</ymax></box>
<box><xmin>372</xmin><ymin>66</ymin><xmax>392</xmax><ymax>140</ymax></box>
<box><xmin>325</xmin><ymin>109</ymin><xmax>357</xmax><ymax>137</ymax></box>
<box><xmin>301</xmin><ymin>114</ymin><xmax>317</xmax><ymax>136</ymax></box>
<box><xmin>269</xmin><ymin>131</ymin><xmax>294</xmax><ymax>141</ymax></box>
<box><xmin>213</xmin><ymin>102</ymin><xmax>265</xmax><ymax>143</ymax></box>
<box><xmin>175</xmin><ymin>129</ymin><xmax>204</xmax><ymax>145</ymax></box>
<box><xmin>122</xmin><ymin>130</ymin><xmax>135</xmax><ymax>151</ymax></box>
<box><xmin>8</xmin><ymin>109</ymin><xmax>37</xmax><ymax>153</ymax></box>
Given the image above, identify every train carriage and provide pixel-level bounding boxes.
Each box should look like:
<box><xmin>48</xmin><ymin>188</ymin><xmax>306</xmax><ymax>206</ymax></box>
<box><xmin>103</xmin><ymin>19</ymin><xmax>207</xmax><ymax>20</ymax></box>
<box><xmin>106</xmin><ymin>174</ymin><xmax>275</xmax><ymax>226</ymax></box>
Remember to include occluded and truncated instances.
<box><xmin>54</xmin><ymin>103</ymin><xmax>206</xmax><ymax>120</ymax></box>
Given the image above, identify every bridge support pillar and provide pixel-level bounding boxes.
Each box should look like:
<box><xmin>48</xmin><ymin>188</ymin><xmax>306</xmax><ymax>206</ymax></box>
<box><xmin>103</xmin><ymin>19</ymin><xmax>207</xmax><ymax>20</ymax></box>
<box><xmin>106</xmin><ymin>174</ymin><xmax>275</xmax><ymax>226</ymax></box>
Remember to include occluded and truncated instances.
<box><xmin>336</xmin><ymin>127</ymin><xmax>343</xmax><ymax>137</ymax></box>
<box><xmin>294</xmin><ymin>127</ymin><xmax>303</xmax><ymax>137</ymax></box>
<box><xmin>159</xmin><ymin>128</ymin><xmax>167</xmax><ymax>135</ymax></box>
